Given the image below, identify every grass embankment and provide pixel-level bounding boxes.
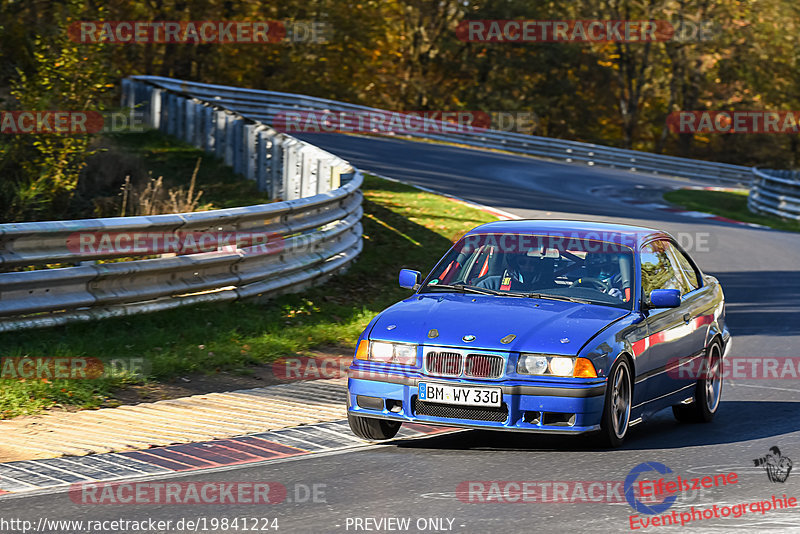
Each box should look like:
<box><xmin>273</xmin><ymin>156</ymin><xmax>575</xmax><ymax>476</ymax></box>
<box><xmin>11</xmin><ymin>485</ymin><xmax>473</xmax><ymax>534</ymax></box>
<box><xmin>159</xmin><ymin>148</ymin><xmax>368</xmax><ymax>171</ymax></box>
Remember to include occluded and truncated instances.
<box><xmin>664</xmin><ymin>189</ymin><xmax>800</xmax><ymax>233</ymax></box>
<box><xmin>0</xmin><ymin>136</ymin><xmax>497</xmax><ymax>418</ymax></box>
<box><xmin>105</xmin><ymin>131</ymin><xmax>270</xmax><ymax>209</ymax></box>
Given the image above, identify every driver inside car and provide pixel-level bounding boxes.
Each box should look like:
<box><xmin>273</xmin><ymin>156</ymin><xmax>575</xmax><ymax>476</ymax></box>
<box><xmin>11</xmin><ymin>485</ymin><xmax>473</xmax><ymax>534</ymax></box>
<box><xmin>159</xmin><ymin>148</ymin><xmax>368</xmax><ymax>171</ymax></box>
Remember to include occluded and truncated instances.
<box><xmin>475</xmin><ymin>252</ymin><xmax>545</xmax><ymax>291</ymax></box>
<box><xmin>573</xmin><ymin>252</ymin><xmax>626</xmax><ymax>300</ymax></box>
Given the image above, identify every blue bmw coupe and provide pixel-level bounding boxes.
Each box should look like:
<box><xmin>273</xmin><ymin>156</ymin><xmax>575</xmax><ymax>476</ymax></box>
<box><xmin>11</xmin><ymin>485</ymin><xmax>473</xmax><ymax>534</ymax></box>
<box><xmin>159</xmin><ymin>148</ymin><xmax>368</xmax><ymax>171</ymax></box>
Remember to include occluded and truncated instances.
<box><xmin>347</xmin><ymin>220</ymin><xmax>729</xmax><ymax>447</ymax></box>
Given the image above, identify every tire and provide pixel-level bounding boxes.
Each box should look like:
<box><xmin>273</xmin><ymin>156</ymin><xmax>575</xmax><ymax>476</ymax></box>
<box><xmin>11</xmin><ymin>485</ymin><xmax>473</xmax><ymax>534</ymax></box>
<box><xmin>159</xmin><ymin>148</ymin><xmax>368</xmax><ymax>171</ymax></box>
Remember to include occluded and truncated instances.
<box><xmin>673</xmin><ymin>341</ymin><xmax>723</xmax><ymax>423</ymax></box>
<box><xmin>598</xmin><ymin>357</ymin><xmax>633</xmax><ymax>448</ymax></box>
<box><xmin>347</xmin><ymin>412</ymin><xmax>401</xmax><ymax>440</ymax></box>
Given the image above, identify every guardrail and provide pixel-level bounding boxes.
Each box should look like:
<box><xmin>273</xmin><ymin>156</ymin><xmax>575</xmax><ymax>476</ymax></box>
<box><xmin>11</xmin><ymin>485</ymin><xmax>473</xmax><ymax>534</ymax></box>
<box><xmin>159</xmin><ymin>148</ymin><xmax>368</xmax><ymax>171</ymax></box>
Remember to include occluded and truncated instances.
<box><xmin>0</xmin><ymin>79</ymin><xmax>363</xmax><ymax>332</ymax></box>
<box><xmin>122</xmin><ymin>79</ymin><xmax>352</xmax><ymax>200</ymax></box>
<box><xmin>129</xmin><ymin>75</ymin><xmax>752</xmax><ymax>186</ymax></box>
<box><xmin>749</xmin><ymin>168</ymin><xmax>800</xmax><ymax>221</ymax></box>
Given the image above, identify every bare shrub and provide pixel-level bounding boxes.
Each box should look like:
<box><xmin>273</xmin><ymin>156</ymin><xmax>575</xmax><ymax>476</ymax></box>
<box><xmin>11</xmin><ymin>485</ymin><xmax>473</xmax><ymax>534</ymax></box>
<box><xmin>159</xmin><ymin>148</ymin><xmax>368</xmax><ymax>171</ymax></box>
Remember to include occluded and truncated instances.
<box><xmin>119</xmin><ymin>158</ymin><xmax>204</xmax><ymax>216</ymax></box>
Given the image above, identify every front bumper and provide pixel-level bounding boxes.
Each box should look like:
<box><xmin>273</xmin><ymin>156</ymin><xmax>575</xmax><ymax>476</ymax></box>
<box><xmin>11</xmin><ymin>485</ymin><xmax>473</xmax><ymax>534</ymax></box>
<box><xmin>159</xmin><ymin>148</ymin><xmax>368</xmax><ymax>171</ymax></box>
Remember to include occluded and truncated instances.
<box><xmin>347</xmin><ymin>369</ymin><xmax>606</xmax><ymax>434</ymax></box>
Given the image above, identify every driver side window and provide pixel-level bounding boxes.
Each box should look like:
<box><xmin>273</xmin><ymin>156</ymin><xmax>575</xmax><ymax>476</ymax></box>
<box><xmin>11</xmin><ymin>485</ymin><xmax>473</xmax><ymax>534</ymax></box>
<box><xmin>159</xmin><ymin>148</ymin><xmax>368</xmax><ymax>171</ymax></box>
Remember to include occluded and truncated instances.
<box><xmin>640</xmin><ymin>241</ymin><xmax>689</xmax><ymax>297</ymax></box>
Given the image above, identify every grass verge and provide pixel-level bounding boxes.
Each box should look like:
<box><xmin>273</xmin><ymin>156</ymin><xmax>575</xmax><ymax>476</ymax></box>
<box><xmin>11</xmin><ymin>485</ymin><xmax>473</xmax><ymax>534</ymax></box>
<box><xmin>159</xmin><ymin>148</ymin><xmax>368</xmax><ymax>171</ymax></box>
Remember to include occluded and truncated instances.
<box><xmin>664</xmin><ymin>189</ymin><xmax>800</xmax><ymax>233</ymax></box>
<box><xmin>105</xmin><ymin>131</ymin><xmax>270</xmax><ymax>209</ymax></box>
<box><xmin>0</xmin><ymin>170</ymin><xmax>497</xmax><ymax>418</ymax></box>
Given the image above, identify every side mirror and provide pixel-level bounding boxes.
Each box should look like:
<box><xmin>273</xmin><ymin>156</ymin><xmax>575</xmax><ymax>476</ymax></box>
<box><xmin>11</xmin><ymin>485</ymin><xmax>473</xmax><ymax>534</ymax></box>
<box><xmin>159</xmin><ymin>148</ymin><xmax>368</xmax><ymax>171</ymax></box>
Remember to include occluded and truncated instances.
<box><xmin>648</xmin><ymin>288</ymin><xmax>681</xmax><ymax>308</ymax></box>
<box><xmin>399</xmin><ymin>269</ymin><xmax>421</xmax><ymax>289</ymax></box>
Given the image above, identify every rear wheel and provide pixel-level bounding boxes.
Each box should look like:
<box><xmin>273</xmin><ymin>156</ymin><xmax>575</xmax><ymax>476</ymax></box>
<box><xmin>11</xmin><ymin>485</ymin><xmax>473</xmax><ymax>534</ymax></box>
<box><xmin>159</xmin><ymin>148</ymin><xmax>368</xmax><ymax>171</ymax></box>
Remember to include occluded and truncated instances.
<box><xmin>347</xmin><ymin>412</ymin><xmax>401</xmax><ymax>440</ymax></box>
<box><xmin>673</xmin><ymin>341</ymin><xmax>723</xmax><ymax>423</ymax></box>
<box><xmin>598</xmin><ymin>358</ymin><xmax>632</xmax><ymax>448</ymax></box>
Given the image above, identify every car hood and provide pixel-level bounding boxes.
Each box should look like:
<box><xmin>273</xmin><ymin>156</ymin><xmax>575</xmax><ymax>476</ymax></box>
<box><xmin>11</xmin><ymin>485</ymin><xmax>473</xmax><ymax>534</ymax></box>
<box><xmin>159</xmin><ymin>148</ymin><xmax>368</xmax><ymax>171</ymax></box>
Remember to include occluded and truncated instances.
<box><xmin>370</xmin><ymin>293</ymin><xmax>629</xmax><ymax>354</ymax></box>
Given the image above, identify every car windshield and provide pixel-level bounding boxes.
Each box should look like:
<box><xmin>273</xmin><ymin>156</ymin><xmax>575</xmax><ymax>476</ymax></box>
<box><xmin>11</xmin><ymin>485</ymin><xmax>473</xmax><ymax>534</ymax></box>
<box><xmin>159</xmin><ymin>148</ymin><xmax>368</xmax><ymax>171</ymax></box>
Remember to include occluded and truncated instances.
<box><xmin>421</xmin><ymin>232</ymin><xmax>635</xmax><ymax>309</ymax></box>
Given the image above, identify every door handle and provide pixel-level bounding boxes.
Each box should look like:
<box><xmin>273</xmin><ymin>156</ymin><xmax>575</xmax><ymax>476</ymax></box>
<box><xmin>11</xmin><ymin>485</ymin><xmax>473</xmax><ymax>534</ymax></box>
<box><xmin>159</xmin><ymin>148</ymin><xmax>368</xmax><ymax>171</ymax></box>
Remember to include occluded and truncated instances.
<box><xmin>683</xmin><ymin>313</ymin><xmax>692</xmax><ymax>323</ymax></box>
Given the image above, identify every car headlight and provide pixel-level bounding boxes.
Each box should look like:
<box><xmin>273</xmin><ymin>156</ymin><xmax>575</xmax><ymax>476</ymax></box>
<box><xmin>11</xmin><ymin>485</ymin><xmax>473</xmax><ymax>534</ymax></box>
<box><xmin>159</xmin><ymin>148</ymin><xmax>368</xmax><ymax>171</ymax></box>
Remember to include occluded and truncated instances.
<box><xmin>368</xmin><ymin>341</ymin><xmax>417</xmax><ymax>365</ymax></box>
<box><xmin>548</xmin><ymin>357</ymin><xmax>575</xmax><ymax>377</ymax></box>
<box><xmin>518</xmin><ymin>355</ymin><xmax>549</xmax><ymax>375</ymax></box>
<box><xmin>371</xmin><ymin>341</ymin><xmax>395</xmax><ymax>362</ymax></box>
<box><xmin>517</xmin><ymin>354</ymin><xmax>596</xmax><ymax>378</ymax></box>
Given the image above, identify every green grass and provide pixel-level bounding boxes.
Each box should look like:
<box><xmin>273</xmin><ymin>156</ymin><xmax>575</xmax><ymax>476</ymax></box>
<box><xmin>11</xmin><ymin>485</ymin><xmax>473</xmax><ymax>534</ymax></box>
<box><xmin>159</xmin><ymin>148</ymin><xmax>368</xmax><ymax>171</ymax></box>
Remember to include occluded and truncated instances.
<box><xmin>0</xmin><ymin>173</ymin><xmax>497</xmax><ymax>418</ymax></box>
<box><xmin>664</xmin><ymin>189</ymin><xmax>800</xmax><ymax>233</ymax></box>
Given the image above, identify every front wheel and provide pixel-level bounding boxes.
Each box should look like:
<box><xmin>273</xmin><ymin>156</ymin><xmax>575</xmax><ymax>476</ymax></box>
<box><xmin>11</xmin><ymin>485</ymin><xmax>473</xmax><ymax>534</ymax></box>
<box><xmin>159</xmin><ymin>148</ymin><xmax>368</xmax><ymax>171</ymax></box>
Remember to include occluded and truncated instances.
<box><xmin>673</xmin><ymin>341</ymin><xmax>723</xmax><ymax>423</ymax></box>
<box><xmin>347</xmin><ymin>412</ymin><xmax>401</xmax><ymax>441</ymax></box>
<box><xmin>598</xmin><ymin>357</ymin><xmax>632</xmax><ymax>448</ymax></box>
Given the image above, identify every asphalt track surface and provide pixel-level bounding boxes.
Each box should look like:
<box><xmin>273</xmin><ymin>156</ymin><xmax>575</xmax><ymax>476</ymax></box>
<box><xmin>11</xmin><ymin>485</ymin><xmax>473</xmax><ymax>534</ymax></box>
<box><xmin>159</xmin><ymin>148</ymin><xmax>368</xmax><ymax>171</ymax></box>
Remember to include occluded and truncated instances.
<box><xmin>3</xmin><ymin>135</ymin><xmax>799</xmax><ymax>533</ymax></box>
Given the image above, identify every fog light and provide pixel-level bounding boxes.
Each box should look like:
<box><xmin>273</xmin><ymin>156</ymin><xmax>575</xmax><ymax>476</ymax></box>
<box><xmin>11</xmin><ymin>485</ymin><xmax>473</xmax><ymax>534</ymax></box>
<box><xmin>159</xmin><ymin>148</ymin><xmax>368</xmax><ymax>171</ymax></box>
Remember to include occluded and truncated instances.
<box><xmin>356</xmin><ymin>395</ymin><xmax>384</xmax><ymax>410</ymax></box>
<box><xmin>542</xmin><ymin>412</ymin><xmax>576</xmax><ymax>426</ymax></box>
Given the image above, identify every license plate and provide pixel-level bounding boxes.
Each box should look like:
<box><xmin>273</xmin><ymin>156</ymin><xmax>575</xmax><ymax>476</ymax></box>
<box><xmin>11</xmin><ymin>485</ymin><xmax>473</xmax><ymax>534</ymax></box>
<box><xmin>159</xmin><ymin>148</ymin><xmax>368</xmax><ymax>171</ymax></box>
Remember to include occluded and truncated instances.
<box><xmin>418</xmin><ymin>382</ymin><xmax>501</xmax><ymax>407</ymax></box>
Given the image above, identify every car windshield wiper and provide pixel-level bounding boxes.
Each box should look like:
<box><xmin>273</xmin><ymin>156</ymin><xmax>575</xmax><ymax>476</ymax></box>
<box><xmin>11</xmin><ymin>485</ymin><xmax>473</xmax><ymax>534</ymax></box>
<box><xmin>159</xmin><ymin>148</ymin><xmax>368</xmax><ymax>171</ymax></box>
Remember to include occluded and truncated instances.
<box><xmin>421</xmin><ymin>283</ymin><xmax>515</xmax><ymax>297</ymax></box>
<box><xmin>523</xmin><ymin>292</ymin><xmax>591</xmax><ymax>304</ymax></box>
<box><xmin>423</xmin><ymin>284</ymin><xmax>592</xmax><ymax>303</ymax></box>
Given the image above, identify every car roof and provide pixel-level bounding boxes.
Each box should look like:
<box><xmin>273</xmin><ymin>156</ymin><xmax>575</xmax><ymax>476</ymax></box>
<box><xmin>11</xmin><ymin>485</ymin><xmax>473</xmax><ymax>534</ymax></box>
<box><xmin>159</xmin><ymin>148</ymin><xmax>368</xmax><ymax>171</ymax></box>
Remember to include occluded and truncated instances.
<box><xmin>464</xmin><ymin>219</ymin><xmax>670</xmax><ymax>248</ymax></box>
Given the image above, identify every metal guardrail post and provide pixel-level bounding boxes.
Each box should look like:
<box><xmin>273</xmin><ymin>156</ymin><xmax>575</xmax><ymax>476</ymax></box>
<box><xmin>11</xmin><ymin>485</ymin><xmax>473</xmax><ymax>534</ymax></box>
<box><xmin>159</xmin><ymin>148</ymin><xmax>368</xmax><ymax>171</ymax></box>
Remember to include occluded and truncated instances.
<box><xmin>214</xmin><ymin>110</ymin><xmax>227</xmax><ymax>160</ymax></box>
<box><xmin>166</xmin><ymin>93</ymin><xmax>177</xmax><ymax>136</ymax></box>
<box><xmin>270</xmin><ymin>138</ymin><xmax>283</xmax><ymax>199</ymax></box>
<box><xmin>284</xmin><ymin>141</ymin><xmax>301</xmax><ymax>200</ymax></box>
<box><xmin>317</xmin><ymin>159</ymin><xmax>330</xmax><ymax>194</ymax></box>
<box><xmin>256</xmin><ymin>129</ymin><xmax>268</xmax><ymax>192</ymax></box>
<box><xmin>301</xmin><ymin>149</ymin><xmax>317</xmax><ymax>198</ymax></box>
<box><xmin>149</xmin><ymin>87</ymin><xmax>162</xmax><ymax>129</ymax></box>
<box><xmin>201</xmin><ymin>105</ymin><xmax>213</xmax><ymax>152</ymax></box>
<box><xmin>186</xmin><ymin>99</ymin><xmax>203</xmax><ymax>148</ymax></box>
<box><xmin>234</xmin><ymin>118</ymin><xmax>246</xmax><ymax>176</ymax></box>
<box><xmin>159</xmin><ymin>91</ymin><xmax>169</xmax><ymax>132</ymax></box>
<box><xmin>176</xmin><ymin>96</ymin><xmax>186</xmax><ymax>141</ymax></box>
<box><xmin>224</xmin><ymin>115</ymin><xmax>236</xmax><ymax>167</ymax></box>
